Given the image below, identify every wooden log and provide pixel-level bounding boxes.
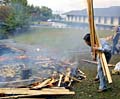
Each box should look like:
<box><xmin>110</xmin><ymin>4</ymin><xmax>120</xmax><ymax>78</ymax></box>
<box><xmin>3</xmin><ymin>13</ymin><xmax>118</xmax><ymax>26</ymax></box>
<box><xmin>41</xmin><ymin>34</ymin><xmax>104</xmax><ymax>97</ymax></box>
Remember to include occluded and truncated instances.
<box><xmin>77</xmin><ymin>68</ymin><xmax>85</xmax><ymax>75</ymax></box>
<box><xmin>46</xmin><ymin>77</ymin><xmax>55</xmax><ymax>87</ymax></box>
<box><xmin>32</xmin><ymin>78</ymin><xmax>51</xmax><ymax>89</ymax></box>
<box><xmin>68</xmin><ymin>79</ymin><xmax>73</xmax><ymax>87</ymax></box>
<box><xmin>58</xmin><ymin>74</ymin><xmax>63</xmax><ymax>87</ymax></box>
<box><xmin>59</xmin><ymin>71</ymin><xmax>81</xmax><ymax>82</ymax></box>
<box><xmin>64</xmin><ymin>68</ymin><xmax>71</xmax><ymax>82</ymax></box>
<box><xmin>81</xmin><ymin>59</ymin><xmax>115</xmax><ymax>67</ymax></box>
<box><xmin>31</xmin><ymin>78</ymin><xmax>59</xmax><ymax>89</ymax></box>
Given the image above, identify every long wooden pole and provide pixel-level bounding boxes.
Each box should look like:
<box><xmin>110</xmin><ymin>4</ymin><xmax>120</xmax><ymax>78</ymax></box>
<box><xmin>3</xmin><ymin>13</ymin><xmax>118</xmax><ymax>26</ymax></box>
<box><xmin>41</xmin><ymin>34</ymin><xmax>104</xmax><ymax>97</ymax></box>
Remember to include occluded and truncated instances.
<box><xmin>95</xmin><ymin>30</ymin><xmax>112</xmax><ymax>83</ymax></box>
<box><xmin>81</xmin><ymin>59</ymin><xmax>115</xmax><ymax>67</ymax></box>
<box><xmin>86</xmin><ymin>0</ymin><xmax>112</xmax><ymax>83</ymax></box>
<box><xmin>87</xmin><ymin>0</ymin><xmax>96</xmax><ymax>60</ymax></box>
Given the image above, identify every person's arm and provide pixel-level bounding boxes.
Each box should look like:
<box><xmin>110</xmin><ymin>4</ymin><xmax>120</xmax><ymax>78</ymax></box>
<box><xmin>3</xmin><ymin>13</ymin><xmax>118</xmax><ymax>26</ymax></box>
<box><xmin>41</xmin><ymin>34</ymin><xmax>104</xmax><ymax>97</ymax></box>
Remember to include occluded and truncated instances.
<box><xmin>105</xmin><ymin>35</ymin><xmax>113</xmax><ymax>41</ymax></box>
<box><xmin>93</xmin><ymin>43</ymin><xmax>111</xmax><ymax>53</ymax></box>
<box><xmin>93</xmin><ymin>46</ymin><xmax>104</xmax><ymax>53</ymax></box>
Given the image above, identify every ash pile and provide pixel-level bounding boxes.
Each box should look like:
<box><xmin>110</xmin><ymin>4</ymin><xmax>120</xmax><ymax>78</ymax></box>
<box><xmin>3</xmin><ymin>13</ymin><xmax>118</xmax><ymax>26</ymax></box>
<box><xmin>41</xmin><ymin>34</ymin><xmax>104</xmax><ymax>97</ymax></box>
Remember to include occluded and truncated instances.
<box><xmin>0</xmin><ymin>40</ymin><xmax>86</xmax><ymax>89</ymax></box>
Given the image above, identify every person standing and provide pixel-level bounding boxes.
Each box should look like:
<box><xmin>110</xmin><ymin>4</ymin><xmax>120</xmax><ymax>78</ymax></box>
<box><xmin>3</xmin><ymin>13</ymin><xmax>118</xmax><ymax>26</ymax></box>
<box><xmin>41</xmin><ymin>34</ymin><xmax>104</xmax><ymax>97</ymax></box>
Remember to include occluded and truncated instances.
<box><xmin>112</xmin><ymin>26</ymin><xmax>120</xmax><ymax>54</ymax></box>
<box><xmin>83</xmin><ymin>33</ymin><xmax>111</xmax><ymax>92</ymax></box>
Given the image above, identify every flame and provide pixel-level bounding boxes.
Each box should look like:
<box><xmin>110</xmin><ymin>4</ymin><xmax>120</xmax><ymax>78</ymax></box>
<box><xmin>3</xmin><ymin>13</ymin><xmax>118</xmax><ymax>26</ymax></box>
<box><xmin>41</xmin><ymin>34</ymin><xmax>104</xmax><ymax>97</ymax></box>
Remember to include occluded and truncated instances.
<box><xmin>47</xmin><ymin>77</ymin><xmax>56</xmax><ymax>87</ymax></box>
<box><xmin>0</xmin><ymin>57</ymin><xmax>8</xmax><ymax>61</ymax></box>
<box><xmin>16</xmin><ymin>55</ymin><xmax>28</xmax><ymax>59</ymax></box>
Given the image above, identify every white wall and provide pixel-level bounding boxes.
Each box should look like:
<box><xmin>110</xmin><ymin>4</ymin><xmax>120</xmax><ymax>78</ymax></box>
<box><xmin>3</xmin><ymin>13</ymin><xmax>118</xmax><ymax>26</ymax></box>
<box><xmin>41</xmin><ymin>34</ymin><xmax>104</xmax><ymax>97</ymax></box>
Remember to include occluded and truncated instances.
<box><xmin>101</xmin><ymin>17</ymin><xmax>105</xmax><ymax>24</ymax></box>
<box><xmin>113</xmin><ymin>17</ymin><xmax>119</xmax><ymax>25</ymax></box>
<box><xmin>106</xmin><ymin>17</ymin><xmax>111</xmax><ymax>25</ymax></box>
<box><xmin>64</xmin><ymin>15</ymin><xmax>120</xmax><ymax>26</ymax></box>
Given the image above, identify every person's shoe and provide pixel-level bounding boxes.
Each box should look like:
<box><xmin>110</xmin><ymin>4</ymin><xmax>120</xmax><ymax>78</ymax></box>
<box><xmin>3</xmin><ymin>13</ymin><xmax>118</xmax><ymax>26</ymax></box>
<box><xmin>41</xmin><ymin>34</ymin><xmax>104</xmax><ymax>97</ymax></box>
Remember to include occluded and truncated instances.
<box><xmin>94</xmin><ymin>78</ymin><xmax>99</xmax><ymax>83</ymax></box>
<box><xmin>94</xmin><ymin>78</ymin><xmax>99</xmax><ymax>81</ymax></box>
<box><xmin>97</xmin><ymin>89</ymin><xmax>107</xmax><ymax>93</ymax></box>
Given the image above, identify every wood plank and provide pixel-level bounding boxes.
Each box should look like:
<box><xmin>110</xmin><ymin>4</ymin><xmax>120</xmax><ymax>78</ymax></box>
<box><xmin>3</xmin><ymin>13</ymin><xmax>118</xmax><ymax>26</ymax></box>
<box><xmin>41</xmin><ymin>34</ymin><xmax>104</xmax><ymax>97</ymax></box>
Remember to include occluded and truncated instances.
<box><xmin>86</xmin><ymin>0</ymin><xmax>112</xmax><ymax>83</ymax></box>
<box><xmin>87</xmin><ymin>0</ymin><xmax>97</xmax><ymax>60</ymax></box>
<box><xmin>58</xmin><ymin>74</ymin><xmax>63</xmax><ymax>87</ymax></box>
<box><xmin>81</xmin><ymin>59</ymin><xmax>115</xmax><ymax>67</ymax></box>
<box><xmin>95</xmin><ymin>32</ymin><xmax>112</xmax><ymax>83</ymax></box>
<box><xmin>100</xmin><ymin>53</ymin><xmax>112</xmax><ymax>83</ymax></box>
<box><xmin>32</xmin><ymin>78</ymin><xmax>51</xmax><ymax>89</ymax></box>
<box><xmin>0</xmin><ymin>88</ymin><xmax>75</xmax><ymax>96</ymax></box>
<box><xmin>64</xmin><ymin>68</ymin><xmax>71</xmax><ymax>82</ymax></box>
<box><xmin>58</xmin><ymin>71</ymin><xmax>81</xmax><ymax>82</ymax></box>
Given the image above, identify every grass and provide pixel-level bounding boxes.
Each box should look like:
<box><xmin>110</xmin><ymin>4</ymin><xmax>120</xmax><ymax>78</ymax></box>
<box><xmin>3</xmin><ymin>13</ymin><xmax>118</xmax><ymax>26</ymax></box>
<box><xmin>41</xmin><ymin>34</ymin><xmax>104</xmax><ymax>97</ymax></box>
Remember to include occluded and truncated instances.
<box><xmin>12</xmin><ymin>27</ymin><xmax>113</xmax><ymax>57</ymax></box>
<box><xmin>11</xmin><ymin>27</ymin><xmax>120</xmax><ymax>99</ymax></box>
<box><xmin>57</xmin><ymin>57</ymin><xmax>120</xmax><ymax>99</ymax></box>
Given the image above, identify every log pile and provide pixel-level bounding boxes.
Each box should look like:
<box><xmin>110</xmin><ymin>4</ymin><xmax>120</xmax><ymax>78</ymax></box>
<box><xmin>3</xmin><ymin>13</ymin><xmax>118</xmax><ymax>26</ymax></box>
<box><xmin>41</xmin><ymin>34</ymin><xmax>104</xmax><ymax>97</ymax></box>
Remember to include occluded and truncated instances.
<box><xmin>0</xmin><ymin>66</ymin><xmax>86</xmax><ymax>98</ymax></box>
<box><xmin>0</xmin><ymin>58</ymin><xmax>86</xmax><ymax>98</ymax></box>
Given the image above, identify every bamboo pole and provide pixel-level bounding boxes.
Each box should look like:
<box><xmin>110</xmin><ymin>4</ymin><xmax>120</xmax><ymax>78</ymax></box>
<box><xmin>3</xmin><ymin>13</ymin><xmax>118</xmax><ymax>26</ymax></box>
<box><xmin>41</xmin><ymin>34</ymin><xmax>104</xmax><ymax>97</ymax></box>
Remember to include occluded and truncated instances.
<box><xmin>86</xmin><ymin>0</ymin><xmax>112</xmax><ymax>83</ymax></box>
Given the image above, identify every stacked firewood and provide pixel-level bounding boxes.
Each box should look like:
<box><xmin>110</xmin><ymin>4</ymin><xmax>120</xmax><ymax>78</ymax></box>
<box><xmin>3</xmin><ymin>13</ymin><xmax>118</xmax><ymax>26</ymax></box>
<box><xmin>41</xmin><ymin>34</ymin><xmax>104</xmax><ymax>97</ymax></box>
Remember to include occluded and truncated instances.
<box><xmin>0</xmin><ymin>64</ymin><xmax>86</xmax><ymax>98</ymax></box>
<box><xmin>29</xmin><ymin>66</ymin><xmax>86</xmax><ymax>90</ymax></box>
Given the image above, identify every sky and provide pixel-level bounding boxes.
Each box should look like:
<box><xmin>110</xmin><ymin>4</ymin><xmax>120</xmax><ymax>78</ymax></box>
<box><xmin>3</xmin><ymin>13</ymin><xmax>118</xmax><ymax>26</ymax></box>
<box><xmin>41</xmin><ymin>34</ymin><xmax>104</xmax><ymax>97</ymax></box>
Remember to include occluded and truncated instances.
<box><xmin>27</xmin><ymin>0</ymin><xmax>120</xmax><ymax>13</ymax></box>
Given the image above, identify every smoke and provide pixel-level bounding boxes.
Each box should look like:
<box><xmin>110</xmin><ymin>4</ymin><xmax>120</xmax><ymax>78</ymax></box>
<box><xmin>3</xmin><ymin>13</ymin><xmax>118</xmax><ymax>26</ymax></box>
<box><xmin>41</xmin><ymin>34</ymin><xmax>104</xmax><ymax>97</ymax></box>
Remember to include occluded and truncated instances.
<box><xmin>0</xmin><ymin>40</ymin><xmax>80</xmax><ymax>87</ymax></box>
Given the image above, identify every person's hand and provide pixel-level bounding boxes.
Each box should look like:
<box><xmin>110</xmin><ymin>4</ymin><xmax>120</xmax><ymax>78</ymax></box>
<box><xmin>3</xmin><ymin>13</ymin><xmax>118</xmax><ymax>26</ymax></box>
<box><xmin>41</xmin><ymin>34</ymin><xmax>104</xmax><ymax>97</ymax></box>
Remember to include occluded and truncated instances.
<box><xmin>93</xmin><ymin>46</ymin><xmax>98</xmax><ymax>51</ymax></box>
<box><xmin>92</xmin><ymin>45</ymin><xmax>99</xmax><ymax>51</ymax></box>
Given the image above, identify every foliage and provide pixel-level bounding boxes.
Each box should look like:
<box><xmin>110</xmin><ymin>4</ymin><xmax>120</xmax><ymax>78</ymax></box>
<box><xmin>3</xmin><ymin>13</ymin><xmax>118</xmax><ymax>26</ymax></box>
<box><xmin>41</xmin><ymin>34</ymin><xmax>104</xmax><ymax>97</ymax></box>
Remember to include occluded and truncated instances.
<box><xmin>40</xmin><ymin>6</ymin><xmax>52</xmax><ymax>21</ymax></box>
<box><xmin>0</xmin><ymin>0</ymin><xmax>30</xmax><ymax>37</ymax></box>
<box><xmin>11</xmin><ymin>0</ymin><xmax>27</xmax><ymax>6</ymax></box>
<box><xmin>0</xmin><ymin>0</ymin><xmax>53</xmax><ymax>38</ymax></box>
<box><xmin>28</xmin><ymin>5</ymin><xmax>52</xmax><ymax>22</ymax></box>
<box><xmin>0</xmin><ymin>5</ymin><xmax>10</xmax><ymax>21</ymax></box>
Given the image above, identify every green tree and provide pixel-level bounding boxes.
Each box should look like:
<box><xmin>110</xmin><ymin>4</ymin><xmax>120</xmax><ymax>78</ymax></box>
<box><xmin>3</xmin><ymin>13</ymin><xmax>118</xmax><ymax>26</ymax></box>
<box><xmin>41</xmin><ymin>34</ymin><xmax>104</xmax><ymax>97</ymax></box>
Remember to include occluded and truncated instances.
<box><xmin>0</xmin><ymin>5</ymin><xmax>10</xmax><ymax>38</ymax></box>
<box><xmin>40</xmin><ymin>6</ymin><xmax>52</xmax><ymax>21</ymax></box>
<box><xmin>11</xmin><ymin>0</ymin><xmax>27</xmax><ymax>6</ymax></box>
<box><xmin>4</xmin><ymin>0</ymin><xmax>30</xmax><ymax>35</ymax></box>
<box><xmin>28</xmin><ymin>5</ymin><xmax>52</xmax><ymax>22</ymax></box>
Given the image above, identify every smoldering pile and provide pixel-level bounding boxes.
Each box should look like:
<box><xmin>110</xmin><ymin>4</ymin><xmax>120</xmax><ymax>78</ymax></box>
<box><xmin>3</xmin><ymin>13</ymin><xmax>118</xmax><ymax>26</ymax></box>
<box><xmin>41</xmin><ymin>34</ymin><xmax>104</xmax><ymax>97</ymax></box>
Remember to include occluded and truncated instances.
<box><xmin>0</xmin><ymin>40</ymin><xmax>87</xmax><ymax>98</ymax></box>
<box><xmin>0</xmin><ymin>40</ymin><xmax>86</xmax><ymax>89</ymax></box>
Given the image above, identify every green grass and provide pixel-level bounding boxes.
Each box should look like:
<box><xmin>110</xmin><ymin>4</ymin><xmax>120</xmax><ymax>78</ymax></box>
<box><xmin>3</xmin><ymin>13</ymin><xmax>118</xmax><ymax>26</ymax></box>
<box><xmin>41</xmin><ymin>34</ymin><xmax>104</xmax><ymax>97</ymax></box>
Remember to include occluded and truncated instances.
<box><xmin>12</xmin><ymin>27</ymin><xmax>120</xmax><ymax>99</ymax></box>
<box><xmin>13</xmin><ymin>27</ymin><xmax>85</xmax><ymax>49</ymax></box>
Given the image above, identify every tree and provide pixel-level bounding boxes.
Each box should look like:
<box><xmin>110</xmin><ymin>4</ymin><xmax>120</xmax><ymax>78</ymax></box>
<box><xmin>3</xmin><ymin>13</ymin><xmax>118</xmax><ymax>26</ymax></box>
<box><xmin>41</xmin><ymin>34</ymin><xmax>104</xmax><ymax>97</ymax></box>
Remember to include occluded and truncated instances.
<box><xmin>28</xmin><ymin>5</ymin><xmax>52</xmax><ymax>22</ymax></box>
<box><xmin>11</xmin><ymin>0</ymin><xmax>27</xmax><ymax>6</ymax></box>
<box><xmin>0</xmin><ymin>0</ymin><xmax>30</xmax><ymax>37</ymax></box>
<box><xmin>40</xmin><ymin>6</ymin><xmax>52</xmax><ymax>21</ymax></box>
<box><xmin>0</xmin><ymin>5</ymin><xmax>10</xmax><ymax>21</ymax></box>
<box><xmin>0</xmin><ymin>5</ymin><xmax>11</xmax><ymax>38</ymax></box>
